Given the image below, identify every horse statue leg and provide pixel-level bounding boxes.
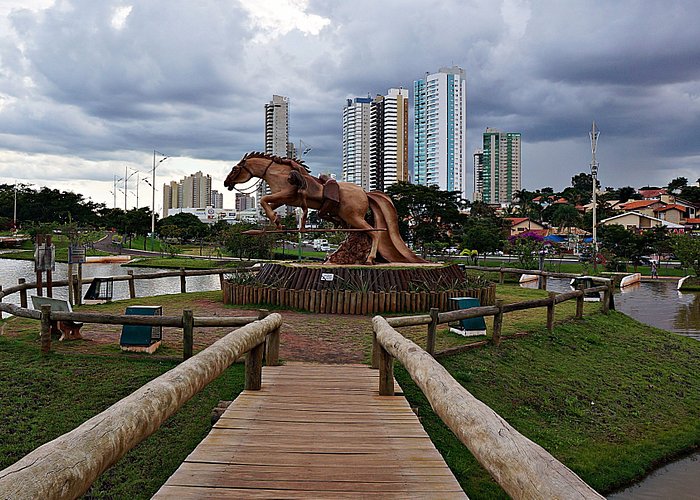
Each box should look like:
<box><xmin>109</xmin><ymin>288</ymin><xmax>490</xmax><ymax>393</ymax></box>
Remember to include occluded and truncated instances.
<box><xmin>260</xmin><ymin>195</ymin><xmax>282</xmax><ymax>228</ymax></box>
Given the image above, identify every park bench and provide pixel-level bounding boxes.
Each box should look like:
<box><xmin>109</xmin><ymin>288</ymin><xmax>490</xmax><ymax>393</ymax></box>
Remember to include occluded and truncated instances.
<box><xmin>30</xmin><ymin>296</ymin><xmax>83</xmax><ymax>340</ymax></box>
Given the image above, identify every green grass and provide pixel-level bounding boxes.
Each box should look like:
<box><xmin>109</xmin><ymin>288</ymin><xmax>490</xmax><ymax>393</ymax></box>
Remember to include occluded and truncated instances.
<box><xmin>124</xmin><ymin>256</ymin><xmax>248</xmax><ymax>270</ymax></box>
<box><xmin>395</xmin><ymin>311</ymin><xmax>700</xmax><ymax>498</ymax></box>
<box><xmin>0</xmin><ymin>333</ymin><xmax>245</xmax><ymax>498</ymax></box>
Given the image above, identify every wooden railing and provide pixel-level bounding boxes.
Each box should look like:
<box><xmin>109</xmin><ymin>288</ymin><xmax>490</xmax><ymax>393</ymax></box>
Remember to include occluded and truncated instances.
<box><xmin>383</xmin><ymin>279</ymin><xmax>614</xmax><ymax>356</ymax></box>
<box><xmin>372</xmin><ymin>315</ymin><xmax>604</xmax><ymax>499</ymax></box>
<box><xmin>0</xmin><ymin>266</ymin><xmax>253</xmax><ymax>307</ymax></box>
<box><xmin>461</xmin><ymin>264</ymin><xmax>586</xmax><ymax>289</ymax></box>
<box><xmin>0</xmin><ymin>313</ymin><xmax>282</xmax><ymax>500</ymax></box>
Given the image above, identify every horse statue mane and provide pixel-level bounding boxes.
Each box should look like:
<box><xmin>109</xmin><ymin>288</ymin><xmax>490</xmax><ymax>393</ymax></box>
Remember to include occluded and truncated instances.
<box><xmin>242</xmin><ymin>151</ymin><xmax>311</xmax><ymax>173</ymax></box>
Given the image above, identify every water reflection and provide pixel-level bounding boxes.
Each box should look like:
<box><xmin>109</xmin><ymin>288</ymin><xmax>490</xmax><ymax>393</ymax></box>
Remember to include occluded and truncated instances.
<box><xmin>521</xmin><ymin>277</ymin><xmax>700</xmax><ymax>341</ymax></box>
<box><xmin>0</xmin><ymin>259</ymin><xmax>222</xmax><ymax>309</ymax></box>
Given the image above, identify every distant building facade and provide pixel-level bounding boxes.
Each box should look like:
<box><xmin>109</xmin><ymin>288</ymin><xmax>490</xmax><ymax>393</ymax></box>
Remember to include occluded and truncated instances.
<box><xmin>413</xmin><ymin>66</ymin><xmax>467</xmax><ymax>197</ymax></box>
<box><xmin>369</xmin><ymin>88</ymin><xmax>409</xmax><ymax>191</ymax></box>
<box><xmin>477</xmin><ymin>128</ymin><xmax>521</xmax><ymax>204</ymax></box>
<box><xmin>235</xmin><ymin>193</ymin><xmax>255</xmax><ymax>212</ymax></box>
<box><xmin>473</xmin><ymin>148</ymin><xmax>484</xmax><ymax>202</ymax></box>
<box><xmin>260</xmin><ymin>95</ymin><xmax>290</xmax><ymax>212</ymax></box>
<box><xmin>342</xmin><ymin>96</ymin><xmax>372</xmax><ymax>189</ymax></box>
<box><xmin>210</xmin><ymin>189</ymin><xmax>224</xmax><ymax>209</ymax></box>
<box><xmin>161</xmin><ymin>171</ymin><xmax>213</xmax><ymax>217</ymax></box>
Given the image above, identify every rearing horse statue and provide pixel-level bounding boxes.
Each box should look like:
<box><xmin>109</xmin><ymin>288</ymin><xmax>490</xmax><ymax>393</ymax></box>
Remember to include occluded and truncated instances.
<box><xmin>224</xmin><ymin>152</ymin><xmax>426</xmax><ymax>265</ymax></box>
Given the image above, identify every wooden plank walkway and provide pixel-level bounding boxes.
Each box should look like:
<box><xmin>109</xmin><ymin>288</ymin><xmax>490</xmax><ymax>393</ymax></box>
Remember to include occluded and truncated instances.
<box><xmin>154</xmin><ymin>363</ymin><xmax>467</xmax><ymax>499</ymax></box>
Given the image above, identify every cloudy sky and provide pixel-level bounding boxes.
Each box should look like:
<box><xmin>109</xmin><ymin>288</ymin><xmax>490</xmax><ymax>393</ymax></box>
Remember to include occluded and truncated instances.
<box><xmin>0</xmin><ymin>0</ymin><xmax>698</xmax><ymax>211</ymax></box>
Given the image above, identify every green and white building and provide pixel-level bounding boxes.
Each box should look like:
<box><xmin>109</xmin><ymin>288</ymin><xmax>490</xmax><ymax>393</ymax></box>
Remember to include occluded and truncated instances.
<box><xmin>477</xmin><ymin>128</ymin><xmax>521</xmax><ymax>204</ymax></box>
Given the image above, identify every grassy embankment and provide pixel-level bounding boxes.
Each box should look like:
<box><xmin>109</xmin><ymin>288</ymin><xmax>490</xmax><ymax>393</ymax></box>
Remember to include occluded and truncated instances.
<box><xmin>0</xmin><ymin>283</ymin><xmax>698</xmax><ymax>498</ymax></box>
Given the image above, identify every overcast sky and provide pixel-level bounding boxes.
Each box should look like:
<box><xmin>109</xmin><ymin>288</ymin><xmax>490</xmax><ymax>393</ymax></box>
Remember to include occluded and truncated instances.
<box><xmin>0</xmin><ymin>0</ymin><xmax>698</xmax><ymax>210</ymax></box>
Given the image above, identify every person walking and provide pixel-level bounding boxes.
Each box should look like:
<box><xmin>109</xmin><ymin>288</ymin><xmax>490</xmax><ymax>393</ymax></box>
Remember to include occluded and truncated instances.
<box><xmin>650</xmin><ymin>260</ymin><xmax>658</xmax><ymax>279</ymax></box>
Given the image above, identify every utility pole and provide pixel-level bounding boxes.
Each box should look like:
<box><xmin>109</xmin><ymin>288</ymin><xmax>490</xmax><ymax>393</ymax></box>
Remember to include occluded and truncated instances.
<box><xmin>590</xmin><ymin>121</ymin><xmax>600</xmax><ymax>271</ymax></box>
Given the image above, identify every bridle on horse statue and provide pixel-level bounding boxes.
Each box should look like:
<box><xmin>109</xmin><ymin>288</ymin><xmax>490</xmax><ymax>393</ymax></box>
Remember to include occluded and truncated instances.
<box><xmin>230</xmin><ymin>159</ymin><xmax>274</xmax><ymax>195</ymax></box>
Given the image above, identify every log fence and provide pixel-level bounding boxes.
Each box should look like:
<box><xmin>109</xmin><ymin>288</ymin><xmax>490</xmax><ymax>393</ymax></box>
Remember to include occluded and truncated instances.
<box><xmin>372</xmin><ymin>315</ymin><xmax>604</xmax><ymax>499</ymax></box>
<box><xmin>0</xmin><ymin>313</ymin><xmax>283</xmax><ymax>500</ymax></box>
<box><xmin>387</xmin><ymin>279</ymin><xmax>614</xmax><ymax>356</ymax></box>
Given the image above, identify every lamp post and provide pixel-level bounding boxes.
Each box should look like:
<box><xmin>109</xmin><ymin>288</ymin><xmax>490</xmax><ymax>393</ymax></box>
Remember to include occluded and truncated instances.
<box><xmin>150</xmin><ymin>150</ymin><xmax>169</xmax><ymax>250</ymax></box>
<box><xmin>590</xmin><ymin>121</ymin><xmax>600</xmax><ymax>270</ymax></box>
<box><xmin>124</xmin><ymin>166</ymin><xmax>140</xmax><ymax>211</ymax></box>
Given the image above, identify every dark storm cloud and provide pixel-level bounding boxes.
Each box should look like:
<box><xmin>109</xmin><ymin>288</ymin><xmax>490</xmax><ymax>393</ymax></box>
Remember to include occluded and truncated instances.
<box><xmin>0</xmin><ymin>0</ymin><xmax>698</xmax><ymax>202</ymax></box>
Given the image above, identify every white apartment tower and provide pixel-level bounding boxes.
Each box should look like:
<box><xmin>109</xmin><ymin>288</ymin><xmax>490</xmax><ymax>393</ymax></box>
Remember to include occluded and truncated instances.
<box><xmin>342</xmin><ymin>96</ymin><xmax>372</xmax><ymax>189</ymax></box>
<box><xmin>265</xmin><ymin>95</ymin><xmax>289</xmax><ymax>157</ymax></box>
<box><xmin>369</xmin><ymin>88</ymin><xmax>409</xmax><ymax>191</ymax></box>
<box><xmin>413</xmin><ymin>66</ymin><xmax>467</xmax><ymax>197</ymax></box>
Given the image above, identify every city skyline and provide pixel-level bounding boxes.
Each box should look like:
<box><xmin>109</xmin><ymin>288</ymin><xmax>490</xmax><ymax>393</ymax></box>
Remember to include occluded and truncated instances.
<box><xmin>0</xmin><ymin>1</ymin><xmax>698</xmax><ymax>210</ymax></box>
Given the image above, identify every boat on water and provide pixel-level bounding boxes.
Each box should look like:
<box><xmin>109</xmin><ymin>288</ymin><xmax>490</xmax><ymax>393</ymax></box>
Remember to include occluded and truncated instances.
<box><xmin>519</xmin><ymin>274</ymin><xmax>538</xmax><ymax>284</ymax></box>
<box><xmin>619</xmin><ymin>272</ymin><xmax>641</xmax><ymax>288</ymax></box>
<box><xmin>570</xmin><ymin>276</ymin><xmax>601</xmax><ymax>301</ymax></box>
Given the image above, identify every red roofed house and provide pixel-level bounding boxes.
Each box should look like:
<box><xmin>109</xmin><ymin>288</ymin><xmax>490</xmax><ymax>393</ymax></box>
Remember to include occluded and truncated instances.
<box><xmin>505</xmin><ymin>217</ymin><xmax>545</xmax><ymax>237</ymax></box>
<box><xmin>638</xmin><ymin>188</ymin><xmax>667</xmax><ymax>199</ymax></box>
<box><xmin>655</xmin><ymin>204</ymin><xmax>686</xmax><ymax>225</ymax></box>
<box><xmin>619</xmin><ymin>199</ymin><xmax>665</xmax><ymax>217</ymax></box>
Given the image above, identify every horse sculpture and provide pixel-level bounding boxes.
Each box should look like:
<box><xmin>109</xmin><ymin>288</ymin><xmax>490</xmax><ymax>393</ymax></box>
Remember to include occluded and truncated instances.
<box><xmin>224</xmin><ymin>152</ymin><xmax>426</xmax><ymax>265</ymax></box>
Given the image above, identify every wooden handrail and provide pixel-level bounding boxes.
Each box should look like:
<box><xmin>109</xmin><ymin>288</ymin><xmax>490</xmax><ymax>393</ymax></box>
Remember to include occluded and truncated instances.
<box><xmin>0</xmin><ymin>313</ymin><xmax>283</xmax><ymax>500</ymax></box>
<box><xmin>372</xmin><ymin>316</ymin><xmax>604</xmax><ymax>500</ymax></box>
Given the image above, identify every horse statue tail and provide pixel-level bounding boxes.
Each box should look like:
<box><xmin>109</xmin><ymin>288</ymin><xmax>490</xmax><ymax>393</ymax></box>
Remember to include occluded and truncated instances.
<box><xmin>366</xmin><ymin>191</ymin><xmax>427</xmax><ymax>263</ymax></box>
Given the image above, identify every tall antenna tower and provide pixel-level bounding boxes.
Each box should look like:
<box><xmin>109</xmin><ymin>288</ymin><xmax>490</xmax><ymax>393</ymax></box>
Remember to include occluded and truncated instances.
<box><xmin>590</xmin><ymin>121</ymin><xmax>600</xmax><ymax>269</ymax></box>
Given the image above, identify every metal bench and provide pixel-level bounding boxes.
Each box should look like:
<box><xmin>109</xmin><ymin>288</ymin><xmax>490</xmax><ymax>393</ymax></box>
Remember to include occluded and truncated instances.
<box><xmin>30</xmin><ymin>296</ymin><xmax>84</xmax><ymax>340</ymax></box>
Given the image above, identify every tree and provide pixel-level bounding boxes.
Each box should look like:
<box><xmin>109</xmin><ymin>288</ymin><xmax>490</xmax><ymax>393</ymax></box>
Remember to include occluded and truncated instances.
<box><xmin>571</xmin><ymin>172</ymin><xmax>600</xmax><ymax>194</ymax></box>
<box><xmin>679</xmin><ymin>185</ymin><xmax>700</xmax><ymax>204</ymax></box>
<box><xmin>549</xmin><ymin>204</ymin><xmax>583</xmax><ymax>233</ymax></box>
<box><xmin>507</xmin><ymin>231</ymin><xmax>545</xmax><ymax>270</ymax></box>
<box><xmin>158</xmin><ymin>212</ymin><xmax>208</xmax><ymax>244</ymax></box>
<box><xmin>667</xmin><ymin>177</ymin><xmax>688</xmax><ymax>194</ymax></box>
<box><xmin>670</xmin><ymin>234</ymin><xmax>700</xmax><ymax>276</ymax></box>
<box><xmin>386</xmin><ymin>182</ymin><xmax>467</xmax><ymax>257</ymax></box>
<box><xmin>460</xmin><ymin>217</ymin><xmax>508</xmax><ymax>255</ymax></box>
<box><xmin>222</xmin><ymin>223</ymin><xmax>274</xmax><ymax>260</ymax></box>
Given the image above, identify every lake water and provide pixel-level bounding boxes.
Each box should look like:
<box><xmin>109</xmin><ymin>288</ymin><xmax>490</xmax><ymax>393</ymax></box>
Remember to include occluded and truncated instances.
<box><xmin>0</xmin><ymin>258</ymin><xmax>222</xmax><ymax>311</ymax></box>
<box><xmin>522</xmin><ymin>277</ymin><xmax>699</xmax><ymax>499</ymax></box>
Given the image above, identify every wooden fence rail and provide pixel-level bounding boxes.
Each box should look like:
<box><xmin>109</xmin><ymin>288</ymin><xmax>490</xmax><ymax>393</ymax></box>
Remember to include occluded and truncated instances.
<box><xmin>0</xmin><ymin>266</ymin><xmax>253</xmax><ymax>306</ymax></box>
<box><xmin>372</xmin><ymin>316</ymin><xmax>604</xmax><ymax>500</ymax></box>
<box><xmin>0</xmin><ymin>313</ymin><xmax>283</xmax><ymax>500</ymax></box>
<box><xmin>386</xmin><ymin>281</ymin><xmax>613</xmax><ymax>355</ymax></box>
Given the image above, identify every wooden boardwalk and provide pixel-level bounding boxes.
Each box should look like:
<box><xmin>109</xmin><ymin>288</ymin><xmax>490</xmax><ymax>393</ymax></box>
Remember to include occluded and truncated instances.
<box><xmin>154</xmin><ymin>363</ymin><xmax>466</xmax><ymax>499</ymax></box>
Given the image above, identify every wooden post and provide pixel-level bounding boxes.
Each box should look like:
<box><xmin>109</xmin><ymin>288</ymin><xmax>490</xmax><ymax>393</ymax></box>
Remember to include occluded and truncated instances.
<box><xmin>499</xmin><ymin>267</ymin><xmax>504</xmax><ymax>285</ymax></box>
<box><xmin>602</xmin><ymin>284</ymin><xmax>610</xmax><ymax>314</ymax></box>
<box><xmin>259</xmin><ymin>309</ymin><xmax>278</xmax><ymax>366</ymax></box>
<box><xmin>371</xmin><ymin>330</ymin><xmax>380</xmax><ymax>369</ymax></box>
<box><xmin>546</xmin><ymin>292</ymin><xmax>556</xmax><ymax>332</ymax></box>
<box><xmin>76</xmin><ymin>263</ymin><xmax>83</xmax><ymax>306</ymax></box>
<box><xmin>182</xmin><ymin>309</ymin><xmax>194</xmax><ymax>360</ymax></box>
<box><xmin>180</xmin><ymin>268</ymin><xmax>186</xmax><ymax>293</ymax></box>
<box><xmin>245</xmin><ymin>342</ymin><xmax>264</xmax><ymax>391</ymax></box>
<box><xmin>18</xmin><ymin>278</ymin><xmax>27</xmax><ymax>309</ymax></box>
<box><xmin>576</xmin><ymin>284</ymin><xmax>584</xmax><ymax>319</ymax></box>
<box><xmin>127</xmin><ymin>270</ymin><xmax>136</xmax><ymax>299</ymax></box>
<box><xmin>540</xmin><ymin>273</ymin><xmax>548</xmax><ymax>290</ymax></box>
<box><xmin>427</xmin><ymin>307</ymin><xmax>439</xmax><ymax>356</ymax></box>
<box><xmin>378</xmin><ymin>344</ymin><xmax>394</xmax><ymax>396</ymax></box>
<box><xmin>492</xmin><ymin>299</ymin><xmax>504</xmax><ymax>347</ymax></box>
<box><xmin>40</xmin><ymin>304</ymin><xmax>52</xmax><ymax>354</ymax></box>
<box><xmin>67</xmin><ymin>262</ymin><xmax>74</xmax><ymax>305</ymax></box>
<box><xmin>607</xmin><ymin>282</ymin><xmax>615</xmax><ymax>311</ymax></box>
<box><xmin>46</xmin><ymin>235</ymin><xmax>53</xmax><ymax>298</ymax></box>
<box><xmin>218</xmin><ymin>273</ymin><xmax>224</xmax><ymax>289</ymax></box>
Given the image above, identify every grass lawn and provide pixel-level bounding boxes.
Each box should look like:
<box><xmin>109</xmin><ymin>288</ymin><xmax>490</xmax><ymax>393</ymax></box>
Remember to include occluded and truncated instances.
<box><xmin>0</xmin><ymin>333</ymin><xmax>245</xmax><ymax>498</ymax></box>
<box><xmin>395</xmin><ymin>310</ymin><xmax>700</xmax><ymax>498</ymax></box>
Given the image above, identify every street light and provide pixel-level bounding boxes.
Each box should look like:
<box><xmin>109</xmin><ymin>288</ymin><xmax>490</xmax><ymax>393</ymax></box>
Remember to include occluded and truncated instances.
<box><xmin>123</xmin><ymin>166</ymin><xmax>140</xmax><ymax>211</ymax></box>
<box><xmin>151</xmin><ymin>150</ymin><xmax>169</xmax><ymax>250</ymax></box>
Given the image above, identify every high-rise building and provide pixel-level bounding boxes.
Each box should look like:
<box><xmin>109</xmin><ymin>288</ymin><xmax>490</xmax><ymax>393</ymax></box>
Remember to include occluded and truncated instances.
<box><xmin>210</xmin><ymin>189</ymin><xmax>224</xmax><ymax>209</ymax></box>
<box><xmin>478</xmin><ymin>128</ymin><xmax>522</xmax><ymax>204</ymax></box>
<box><xmin>265</xmin><ymin>95</ymin><xmax>289</xmax><ymax>157</ymax></box>
<box><xmin>369</xmin><ymin>88</ymin><xmax>409</xmax><ymax>191</ymax></box>
<box><xmin>162</xmin><ymin>171</ymin><xmax>212</xmax><ymax>217</ymax></box>
<box><xmin>413</xmin><ymin>66</ymin><xmax>467</xmax><ymax>197</ymax></box>
<box><xmin>261</xmin><ymin>95</ymin><xmax>290</xmax><ymax>214</ymax></box>
<box><xmin>342</xmin><ymin>96</ymin><xmax>372</xmax><ymax>189</ymax></box>
<box><xmin>235</xmin><ymin>193</ymin><xmax>255</xmax><ymax>212</ymax></box>
<box><xmin>473</xmin><ymin>149</ymin><xmax>484</xmax><ymax>202</ymax></box>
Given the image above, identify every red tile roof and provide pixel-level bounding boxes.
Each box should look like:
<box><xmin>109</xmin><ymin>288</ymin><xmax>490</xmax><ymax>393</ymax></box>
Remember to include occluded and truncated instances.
<box><xmin>638</xmin><ymin>188</ymin><xmax>667</xmax><ymax>198</ymax></box>
<box><xmin>621</xmin><ymin>199</ymin><xmax>659</xmax><ymax>210</ymax></box>
<box><xmin>505</xmin><ymin>217</ymin><xmax>529</xmax><ymax>225</ymax></box>
<box><xmin>656</xmin><ymin>204</ymin><xmax>685</xmax><ymax>212</ymax></box>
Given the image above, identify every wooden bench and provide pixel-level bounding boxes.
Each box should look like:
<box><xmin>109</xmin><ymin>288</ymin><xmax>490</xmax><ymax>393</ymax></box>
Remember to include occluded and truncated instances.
<box><xmin>31</xmin><ymin>296</ymin><xmax>84</xmax><ymax>340</ymax></box>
